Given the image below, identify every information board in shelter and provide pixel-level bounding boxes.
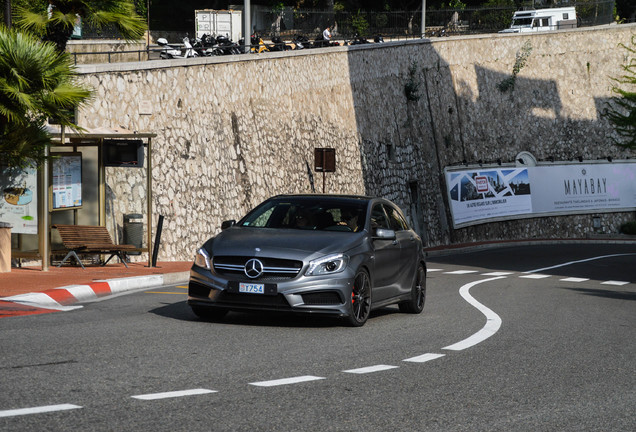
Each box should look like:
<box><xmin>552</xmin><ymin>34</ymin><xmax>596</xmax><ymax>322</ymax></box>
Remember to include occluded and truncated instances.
<box><xmin>51</xmin><ymin>153</ymin><xmax>82</xmax><ymax>210</ymax></box>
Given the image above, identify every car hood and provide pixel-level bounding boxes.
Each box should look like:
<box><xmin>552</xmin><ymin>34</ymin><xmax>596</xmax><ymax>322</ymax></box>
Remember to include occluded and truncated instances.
<box><xmin>205</xmin><ymin>227</ymin><xmax>365</xmax><ymax>261</ymax></box>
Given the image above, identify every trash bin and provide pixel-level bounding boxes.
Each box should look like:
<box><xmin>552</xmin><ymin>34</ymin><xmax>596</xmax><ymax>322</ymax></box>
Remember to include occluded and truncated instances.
<box><xmin>0</xmin><ymin>222</ymin><xmax>12</xmax><ymax>272</ymax></box>
<box><xmin>123</xmin><ymin>213</ymin><xmax>143</xmax><ymax>256</ymax></box>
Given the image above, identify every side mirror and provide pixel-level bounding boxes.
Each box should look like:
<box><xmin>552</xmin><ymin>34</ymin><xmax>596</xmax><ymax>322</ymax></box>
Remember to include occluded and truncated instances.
<box><xmin>374</xmin><ymin>228</ymin><xmax>396</xmax><ymax>240</ymax></box>
<box><xmin>221</xmin><ymin>220</ymin><xmax>236</xmax><ymax>230</ymax></box>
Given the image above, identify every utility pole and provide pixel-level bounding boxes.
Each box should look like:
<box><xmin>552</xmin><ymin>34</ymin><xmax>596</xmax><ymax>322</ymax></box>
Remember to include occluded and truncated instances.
<box><xmin>5</xmin><ymin>0</ymin><xmax>12</xmax><ymax>28</ymax></box>
<box><xmin>146</xmin><ymin>0</ymin><xmax>150</xmax><ymax>59</ymax></box>
<box><xmin>244</xmin><ymin>0</ymin><xmax>251</xmax><ymax>53</ymax></box>
<box><xmin>421</xmin><ymin>0</ymin><xmax>426</xmax><ymax>37</ymax></box>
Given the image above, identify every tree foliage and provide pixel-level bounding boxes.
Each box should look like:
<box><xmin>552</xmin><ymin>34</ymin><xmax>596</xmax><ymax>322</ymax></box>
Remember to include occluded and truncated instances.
<box><xmin>14</xmin><ymin>0</ymin><xmax>147</xmax><ymax>52</ymax></box>
<box><xmin>606</xmin><ymin>35</ymin><xmax>636</xmax><ymax>150</ymax></box>
<box><xmin>0</xmin><ymin>27</ymin><xmax>90</xmax><ymax>168</ymax></box>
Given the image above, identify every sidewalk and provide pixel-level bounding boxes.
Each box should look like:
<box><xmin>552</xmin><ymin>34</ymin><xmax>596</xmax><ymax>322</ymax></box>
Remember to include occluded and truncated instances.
<box><xmin>0</xmin><ymin>261</ymin><xmax>192</xmax><ymax>297</ymax></box>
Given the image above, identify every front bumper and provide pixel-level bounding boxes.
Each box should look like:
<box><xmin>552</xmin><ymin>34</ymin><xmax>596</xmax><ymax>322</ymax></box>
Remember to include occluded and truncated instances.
<box><xmin>187</xmin><ymin>265</ymin><xmax>355</xmax><ymax>317</ymax></box>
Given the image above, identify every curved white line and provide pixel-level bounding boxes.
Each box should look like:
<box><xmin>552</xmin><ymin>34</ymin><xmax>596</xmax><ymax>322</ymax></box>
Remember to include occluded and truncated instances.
<box><xmin>443</xmin><ymin>276</ymin><xmax>506</xmax><ymax>351</ymax></box>
<box><xmin>527</xmin><ymin>253</ymin><xmax>636</xmax><ymax>274</ymax></box>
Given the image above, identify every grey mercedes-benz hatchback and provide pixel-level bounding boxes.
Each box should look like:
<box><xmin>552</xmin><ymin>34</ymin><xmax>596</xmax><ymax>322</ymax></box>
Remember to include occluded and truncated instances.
<box><xmin>188</xmin><ymin>194</ymin><xmax>426</xmax><ymax>326</ymax></box>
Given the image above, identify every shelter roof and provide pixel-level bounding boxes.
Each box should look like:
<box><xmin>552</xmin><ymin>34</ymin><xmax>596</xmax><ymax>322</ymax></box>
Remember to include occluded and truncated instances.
<box><xmin>45</xmin><ymin>124</ymin><xmax>156</xmax><ymax>140</ymax></box>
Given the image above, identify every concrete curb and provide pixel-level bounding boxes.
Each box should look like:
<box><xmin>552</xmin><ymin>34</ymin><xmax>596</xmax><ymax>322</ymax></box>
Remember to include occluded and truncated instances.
<box><xmin>0</xmin><ymin>271</ymin><xmax>190</xmax><ymax>311</ymax></box>
<box><xmin>425</xmin><ymin>237</ymin><xmax>636</xmax><ymax>257</ymax></box>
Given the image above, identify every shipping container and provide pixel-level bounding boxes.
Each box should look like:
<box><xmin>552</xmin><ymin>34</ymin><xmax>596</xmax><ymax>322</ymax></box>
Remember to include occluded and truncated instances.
<box><xmin>195</xmin><ymin>9</ymin><xmax>243</xmax><ymax>42</ymax></box>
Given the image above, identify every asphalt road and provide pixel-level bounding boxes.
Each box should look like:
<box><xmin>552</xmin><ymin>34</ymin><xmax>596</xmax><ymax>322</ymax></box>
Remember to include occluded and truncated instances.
<box><xmin>1</xmin><ymin>243</ymin><xmax>634</xmax><ymax>431</ymax></box>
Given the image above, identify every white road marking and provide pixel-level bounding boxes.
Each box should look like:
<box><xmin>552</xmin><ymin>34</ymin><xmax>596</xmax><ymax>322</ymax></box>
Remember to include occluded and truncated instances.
<box><xmin>444</xmin><ymin>270</ymin><xmax>479</xmax><ymax>275</ymax></box>
<box><xmin>519</xmin><ymin>274</ymin><xmax>551</xmax><ymax>279</ymax></box>
<box><xmin>403</xmin><ymin>353</ymin><xmax>445</xmax><ymax>363</ymax></box>
<box><xmin>343</xmin><ymin>365</ymin><xmax>399</xmax><ymax>374</ymax></box>
<box><xmin>527</xmin><ymin>253</ymin><xmax>636</xmax><ymax>273</ymax></box>
<box><xmin>601</xmin><ymin>280</ymin><xmax>630</xmax><ymax>286</ymax></box>
<box><xmin>560</xmin><ymin>277</ymin><xmax>589</xmax><ymax>282</ymax></box>
<box><xmin>131</xmin><ymin>389</ymin><xmax>217</xmax><ymax>400</ymax></box>
<box><xmin>249</xmin><ymin>376</ymin><xmax>326</xmax><ymax>387</ymax></box>
<box><xmin>482</xmin><ymin>272</ymin><xmax>514</xmax><ymax>276</ymax></box>
<box><xmin>443</xmin><ymin>277</ymin><xmax>506</xmax><ymax>351</ymax></box>
<box><xmin>427</xmin><ymin>268</ymin><xmax>443</xmax><ymax>272</ymax></box>
<box><xmin>0</xmin><ymin>404</ymin><xmax>82</xmax><ymax>418</ymax></box>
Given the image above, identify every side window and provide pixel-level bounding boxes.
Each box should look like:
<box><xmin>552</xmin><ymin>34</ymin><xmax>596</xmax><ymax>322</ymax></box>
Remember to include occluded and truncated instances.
<box><xmin>384</xmin><ymin>205</ymin><xmax>408</xmax><ymax>231</ymax></box>
<box><xmin>370</xmin><ymin>205</ymin><xmax>390</xmax><ymax>230</ymax></box>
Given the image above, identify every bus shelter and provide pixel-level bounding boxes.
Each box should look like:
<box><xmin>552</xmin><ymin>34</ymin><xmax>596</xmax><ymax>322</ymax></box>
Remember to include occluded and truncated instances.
<box><xmin>4</xmin><ymin>126</ymin><xmax>156</xmax><ymax>270</ymax></box>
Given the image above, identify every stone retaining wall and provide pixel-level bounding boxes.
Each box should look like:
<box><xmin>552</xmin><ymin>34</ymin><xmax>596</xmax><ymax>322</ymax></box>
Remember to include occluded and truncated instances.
<box><xmin>76</xmin><ymin>24</ymin><xmax>636</xmax><ymax>261</ymax></box>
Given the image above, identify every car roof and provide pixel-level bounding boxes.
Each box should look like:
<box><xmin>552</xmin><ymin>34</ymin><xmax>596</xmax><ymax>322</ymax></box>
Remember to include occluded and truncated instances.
<box><xmin>270</xmin><ymin>194</ymin><xmax>375</xmax><ymax>202</ymax></box>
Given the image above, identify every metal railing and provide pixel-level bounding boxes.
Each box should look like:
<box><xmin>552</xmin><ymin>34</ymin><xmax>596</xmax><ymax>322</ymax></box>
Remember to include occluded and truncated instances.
<box><xmin>68</xmin><ymin>1</ymin><xmax>620</xmax><ymax>64</ymax></box>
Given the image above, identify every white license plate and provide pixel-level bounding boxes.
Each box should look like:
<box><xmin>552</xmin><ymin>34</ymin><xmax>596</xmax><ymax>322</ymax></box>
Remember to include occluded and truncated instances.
<box><xmin>239</xmin><ymin>282</ymin><xmax>265</xmax><ymax>294</ymax></box>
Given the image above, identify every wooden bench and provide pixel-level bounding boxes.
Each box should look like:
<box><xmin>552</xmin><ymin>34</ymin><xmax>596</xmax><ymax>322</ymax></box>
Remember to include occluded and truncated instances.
<box><xmin>53</xmin><ymin>224</ymin><xmax>137</xmax><ymax>269</ymax></box>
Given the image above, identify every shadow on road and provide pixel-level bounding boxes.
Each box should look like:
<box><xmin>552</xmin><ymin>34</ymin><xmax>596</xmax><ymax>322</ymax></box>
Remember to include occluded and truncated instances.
<box><xmin>427</xmin><ymin>243</ymin><xmax>636</xmax><ymax>278</ymax></box>
<box><xmin>560</xmin><ymin>287</ymin><xmax>636</xmax><ymax>301</ymax></box>
<box><xmin>149</xmin><ymin>300</ymin><xmax>401</xmax><ymax>328</ymax></box>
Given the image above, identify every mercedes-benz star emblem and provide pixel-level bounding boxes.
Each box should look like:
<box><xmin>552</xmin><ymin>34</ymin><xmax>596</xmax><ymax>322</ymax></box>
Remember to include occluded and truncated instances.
<box><xmin>244</xmin><ymin>258</ymin><xmax>264</xmax><ymax>279</ymax></box>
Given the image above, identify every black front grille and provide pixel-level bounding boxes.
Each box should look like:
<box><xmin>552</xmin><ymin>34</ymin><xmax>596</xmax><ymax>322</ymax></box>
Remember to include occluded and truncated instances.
<box><xmin>216</xmin><ymin>291</ymin><xmax>291</xmax><ymax>309</ymax></box>
<box><xmin>302</xmin><ymin>291</ymin><xmax>343</xmax><ymax>305</ymax></box>
<box><xmin>213</xmin><ymin>256</ymin><xmax>303</xmax><ymax>280</ymax></box>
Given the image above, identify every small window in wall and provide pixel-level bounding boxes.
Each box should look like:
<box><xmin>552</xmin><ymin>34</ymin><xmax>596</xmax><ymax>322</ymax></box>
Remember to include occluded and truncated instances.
<box><xmin>386</xmin><ymin>144</ymin><xmax>395</xmax><ymax>162</ymax></box>
<box><xmin>563</xmin><ymin>13</ymin><xmax>569</xmax><ymax>20</ymax></box>
<box><xmin>541</xmin><ymin>18</ymin><xmax>549</xmax><ymax>27</ymax></box>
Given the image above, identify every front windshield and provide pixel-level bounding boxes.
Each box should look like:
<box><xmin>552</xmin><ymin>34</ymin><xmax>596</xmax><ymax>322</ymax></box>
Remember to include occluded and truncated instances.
<box><xmin>239</xmin><ymin>198</ymin><xmax>368</xmax><ymax>233</ymax></box>
<box><xmin>511</xmin><ymin>18</ymin><xmax>532</xmax><ymax>26</ymax></box>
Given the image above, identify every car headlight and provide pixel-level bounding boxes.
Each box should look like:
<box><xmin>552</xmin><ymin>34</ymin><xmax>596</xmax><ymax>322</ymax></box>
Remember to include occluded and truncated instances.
<box><xmin>194</xmin><ymin>248</ymin><xmax>212</xmax><ymax>270</ymax></box>
<box><xmin>306</xmin><ymin>253</ymin><xmax>349</xmax><ymax>276</ymax></box>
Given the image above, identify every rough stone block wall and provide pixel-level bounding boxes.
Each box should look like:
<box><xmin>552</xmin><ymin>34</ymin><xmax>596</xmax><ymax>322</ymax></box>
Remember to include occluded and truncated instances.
<box><xmin>76</xmin><ymin>24</ymin><xmax>636</xmax><ymax>261</ymax></box>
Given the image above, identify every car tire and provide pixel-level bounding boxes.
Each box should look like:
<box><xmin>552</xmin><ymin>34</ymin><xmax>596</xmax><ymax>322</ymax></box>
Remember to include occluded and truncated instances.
<box><xmin>399</xmin><ymin>264</ymin><xmax>426</xmax><ymax>314</ymax></box>
<box><xmin>346</xmin><ymin>269</ymin><xmax>371</xmax><ymax>327</ymax></box>
<box><xmin>191</xmin><ymin>305</ymin><xmax>228</xmax><ymax>321</ymax></box>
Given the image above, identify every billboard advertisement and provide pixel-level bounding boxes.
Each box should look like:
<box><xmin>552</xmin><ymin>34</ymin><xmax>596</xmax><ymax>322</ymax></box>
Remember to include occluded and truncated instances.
<box><xmin>446</xmin><ymin>162</ymin><xmax>636</xmax><ymax>228</ymax></box>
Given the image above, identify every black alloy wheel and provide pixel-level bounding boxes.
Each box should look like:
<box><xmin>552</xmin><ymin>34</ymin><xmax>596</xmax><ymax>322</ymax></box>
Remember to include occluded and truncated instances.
<box><xmin>347</xmin><ymin>269</ymin><xmax>371</xmax><ymax>327</ymax></box>
<box><xmin>399</xmin><ymin>264</ymin><xmax>426</xmax><ymax>314</ymax></box>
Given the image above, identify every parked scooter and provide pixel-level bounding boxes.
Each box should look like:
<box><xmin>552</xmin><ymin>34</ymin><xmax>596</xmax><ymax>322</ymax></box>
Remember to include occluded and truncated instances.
<box><xmin>158</xmin><ymin>36</ymin><xmax>198</xmax><ymax>59</ymax></box>
<box><xmin>269</xmin><ymin>36</ymin><xmax>292</xmax><ymax>52</ymax></box>
<box><xmin>191</xmin><ymin>34</ymin><xmax>217</xmax><ymax>57</ymax></box>
<box><xmin>213</xmin><ymin>35</ymin><xmax>242</xmax><ymax>55</ymax></box>
<box><xmin>346</xmin><ymin>33</ymin><xmax>370</xmax><ymax>45</ymax></box>
<box><xmin>250</xmin><ymin>33</ymin><xmax>270</xmax><ymax>53</ymax></box>
<box><xmin>292</xmin><ymin>34</ymin><xmax>311</xmax><ymax>50</ymax></box>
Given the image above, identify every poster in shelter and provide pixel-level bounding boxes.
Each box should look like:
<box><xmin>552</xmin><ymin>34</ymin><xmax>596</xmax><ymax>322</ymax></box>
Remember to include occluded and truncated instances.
<box><xmin>0</xmin><ymin>164</ymin><xmax>38</xmax><ymax>234</ymax></box>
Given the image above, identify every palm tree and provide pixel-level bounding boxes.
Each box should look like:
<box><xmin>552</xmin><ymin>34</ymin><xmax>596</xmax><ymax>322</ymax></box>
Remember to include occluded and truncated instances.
<box><xmin>15</xmin><ymin>0</ymin><xmax>146</xmax><ymax>53</ymax></box>
<box><xmin>0</xmin><ymin>27</ymin><xmax>90</xmax><ymax>168</ymax></box>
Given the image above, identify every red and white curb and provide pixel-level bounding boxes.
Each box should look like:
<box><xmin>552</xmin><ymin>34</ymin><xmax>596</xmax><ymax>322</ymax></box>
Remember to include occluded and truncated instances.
<box><xmin>0</xmin><ymin>274</ymin><xmax>187</xmax><ymax>311</ymax></box>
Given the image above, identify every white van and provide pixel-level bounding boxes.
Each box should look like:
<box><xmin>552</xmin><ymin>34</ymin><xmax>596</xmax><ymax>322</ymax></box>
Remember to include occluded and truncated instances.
<box><xmin>499</xmin><ymin>7</ymin><xmax>578</xmax><ymax>33</ymax></box>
